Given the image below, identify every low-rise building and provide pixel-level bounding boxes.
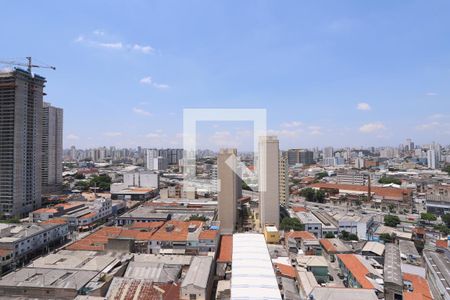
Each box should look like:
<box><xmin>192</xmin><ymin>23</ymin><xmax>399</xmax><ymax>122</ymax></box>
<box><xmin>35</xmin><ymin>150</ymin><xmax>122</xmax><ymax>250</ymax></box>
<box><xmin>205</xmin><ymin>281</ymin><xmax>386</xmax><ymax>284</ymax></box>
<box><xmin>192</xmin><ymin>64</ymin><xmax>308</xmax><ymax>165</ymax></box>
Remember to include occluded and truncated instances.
<box><xmin>285</xmin><ymin>231</ymin><xmax>321</xmax><ymax>255</ymax></box>
<box><xmin>383</xmin><ymin>243</ymin><xmax>403</xmax><ymax>300</ymax></box>
<box><xmin>423</xmin><ymin>249</ymin><xmax>450</xmax><ymax>300</ymax></box>
<box><xmin>296</xmin><ymin>212</ymin><xmax>322</xmax><ymax>238</ymax></box>
<box><xmin>295</xmin><ymin>255</ymin><xmax>329</xmax><ymax>283</ymax></box>
<box><xmin>0</xmin><ymin>222</ymin><xmax>69</xmax><ymax>271</ymax></box>
<box><xmin>319</xmin><ymin>238</ymin><xmax>352</xmax><ymax>262</ymax></box>
<box><xmin>336</xmin><ymin>254</ymin><xmax>383</xmax><ymax>295</ymax></box>
<box><xmin>180</xmin><ymin>256</ymin><xmax>214</xmax><ymax>300</ymax></box>
<box><xmin>264</xmin><ymin>225</ymin><xmax>280</xmax><ymax>244</ymax></box>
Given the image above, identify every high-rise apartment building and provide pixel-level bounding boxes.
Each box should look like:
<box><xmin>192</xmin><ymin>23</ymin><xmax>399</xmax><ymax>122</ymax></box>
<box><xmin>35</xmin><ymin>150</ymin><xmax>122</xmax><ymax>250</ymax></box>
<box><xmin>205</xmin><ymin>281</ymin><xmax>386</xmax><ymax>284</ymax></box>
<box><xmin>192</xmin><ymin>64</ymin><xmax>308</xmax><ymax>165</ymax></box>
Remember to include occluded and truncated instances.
<box><xmin>258</xmin><ymin>136</ymin><xmax>280</xmax><ymax>228</ymax></box>
<box><xmin>323</xmin><ymin>146</ymin><xmax>334</xmax><ymax>159</ymax></box>
<box><xmin>0</xmin><ymin>69</ymin><xmax>45</xmax><ymax>217</ymax></box>
<box><xmin>427</xmin><ymin>149</ymin><xmax>436</xmax><ymax>169</ymax></box>
<box><xmin>218</xmin><ymin>148</ymin><xmax>241</xmax><ymax>234</ymax></box>
<box><xmin>279</xmin><ymin>153</ymin><xmax>289</xmax><ymax>207</ymax></box>
<box><xmin>42</xmin><ymin>102</ymin><xmax>63</xmax><ymax>193</ymax></box>
<box><xmin>287</xmin><ymin>149</ymin><xmax>314</xmax><ymax>166</ymax></box>
<box><xmin>146</xmin><ymin>149</ymin><xmax>158</xmax><ymax>170</ymax></box>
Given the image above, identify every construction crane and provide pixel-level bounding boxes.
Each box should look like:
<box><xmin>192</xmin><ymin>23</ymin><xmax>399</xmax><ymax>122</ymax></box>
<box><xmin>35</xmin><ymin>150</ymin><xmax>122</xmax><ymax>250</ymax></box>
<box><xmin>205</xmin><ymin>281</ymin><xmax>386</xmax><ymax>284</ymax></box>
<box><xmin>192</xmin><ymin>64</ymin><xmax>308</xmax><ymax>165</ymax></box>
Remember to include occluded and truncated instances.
<box><xmin>0</xmin><ymin>57</ymin><xmax>55</xmax><ymax>73</ymax></box>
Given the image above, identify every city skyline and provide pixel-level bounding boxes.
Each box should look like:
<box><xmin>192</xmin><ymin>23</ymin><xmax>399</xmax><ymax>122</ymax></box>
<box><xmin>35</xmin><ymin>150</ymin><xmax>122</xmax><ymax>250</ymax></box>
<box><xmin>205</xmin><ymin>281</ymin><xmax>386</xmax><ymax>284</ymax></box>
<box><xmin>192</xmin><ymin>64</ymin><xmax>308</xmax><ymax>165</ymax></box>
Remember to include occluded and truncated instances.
<box><xmin>2</xmin><ymin>1</ymin><xmax>450</xmax><ymax>149</ymax></box>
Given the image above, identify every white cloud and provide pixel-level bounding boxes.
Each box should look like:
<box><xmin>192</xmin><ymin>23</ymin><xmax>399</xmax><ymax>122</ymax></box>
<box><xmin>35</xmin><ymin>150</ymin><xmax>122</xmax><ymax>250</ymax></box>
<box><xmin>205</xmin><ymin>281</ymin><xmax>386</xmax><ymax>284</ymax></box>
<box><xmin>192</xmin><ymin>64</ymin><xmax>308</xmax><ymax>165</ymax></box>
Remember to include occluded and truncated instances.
<box><xmin>268</xmin><ymin>128</ymin><xmax>302</xmax><ymax>138</ymax></box>
<box><xmin>357</xmin><ymin>102</ymin><xmax>371</xmax><ymax>111</ymax></box>
<box><xmin>74</xmin><ymin>32</ymin><xmax>153</xmax><ymax>54</ymax></box>
<box><xmin>132</xmin><ymin>107</ymin><xmax>152</xmax><ymax>116</ymax></box>
<box><xmin>426</xmin><ymin>92</ymin><xmax>438</xmax><ymax>96</ymax></box>
<box><xmin>66</xmin><ymin>134</ymin><xmax>80</xmax><ymax>140</ymax></box>
<box><xmin>139</xmin><ymin>76</ymin><xmax>169</xmax><ymax>90</ymax></box>
<box><xmin>131</xmin><ymin>44</ymin><xmax>154</xmax><ymax>54</ymax></box>
<box><xmin>416</xmin><ymin>121</ymin><xmax>439</xmax><ymax>130</ymax></box>
<box><xmin>104</xmin><ymin>131</ymin><xmax>122</xmax><ymax>137</ymax></box>
<box><xmin>359</xmin><ymin>122</ymin><xmax>386</xmax><ymax>133</ymax></box>
<box><xmin>93</xmin><ymin>29</ymin><xmax>105</xmax><ymax>36</ymax></box>
<box><xmin>98</xmin><ymin>42</ymin><xmax>123</xmax><ymax>49</ymax></box>
<box><xmin>139</xmin><ymin>77</ymin><xmax>153</xmax><ymax>85</ymax></box>
<box><xmin>281</xmin><ymin>121</ymin><xmax>302</xmax><ymax>128</ymax></box>
<box><xmin>153</xmin><ymin>83</ymin><xmax>170</xmax><ymax>90</ymax></box>
<box><xmin>308</xmin><ymin>126</ymin><xmax>322</xmax><ymax>135</ymax></box>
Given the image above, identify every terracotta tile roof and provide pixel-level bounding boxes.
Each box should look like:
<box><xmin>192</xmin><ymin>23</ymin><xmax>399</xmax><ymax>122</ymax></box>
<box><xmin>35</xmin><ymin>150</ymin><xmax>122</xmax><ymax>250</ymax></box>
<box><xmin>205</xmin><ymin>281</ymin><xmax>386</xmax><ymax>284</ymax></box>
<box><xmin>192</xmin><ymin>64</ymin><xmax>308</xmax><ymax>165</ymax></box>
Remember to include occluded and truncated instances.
<box><xmin>320</xmin><ymin>239</ymin><xmax>337</xmax><ymax>253</ymax></box>
<box><xmin>33</xmin><ymin>208</ymin><xmax>58</xmax><ymax>214</ymax></box>
<box><xmin>129</xmin><ymin>221</ymin><xmax>165</xmax><ymax>230</ymax></box>
<box><xmin>199</xmin><ymin>230</ymin><xmax>218</xmax><ymax>240</ymax></box>
<box><xmin>80</xmin><ymin>212</ymin><xmax>97</xmax><ymax>219</ymax></box>
<box><xmin>66</xmin><ymin>226</ymin><xmax>154</xmax><ymax>251</ymax></box>
<box><xmin>292</xmin><ymin>206</ymin><xmax>308</xmax><ymax>212</ymax></box>
<box><xmin>436</xmin><ymin>239</ymin><xmax>448</xmax><ymax>248</ymax></box>
<box><xmin>285</xmin><ymin>231</ymin><xmax>317</xmax><ymax>241</ymax></box>
<box><xmin>337</xmin><ymin>254</ymin><xmax>374</xmax><ymax>289</ymax></box>
<box><xmin>41</xmin><ymin>218</ymin><xmax>68</xmax><ymax>225</ymax></box>
<box><xmin>217</xmin><ymin>235</ymin><xmax>232</xmax><ymax>263</ymax></box>
<box><xmin>150</xmin><ymin>220</ymin><xmax>203</xmax><ymax>242</ymax></box>
<box><xmin>403</xmin><ymin>273</ymin><xmax>433</xmax><ymax>300</ymax></box>
<box><xmin>310</xmin><ymin>183</ymin><xmax>410</xmax><ymax>200</ymax></box>
<box><xmin>275</xmin><ymin>263</ymin><xmax>297</xmax><ymax>278</ymax></box>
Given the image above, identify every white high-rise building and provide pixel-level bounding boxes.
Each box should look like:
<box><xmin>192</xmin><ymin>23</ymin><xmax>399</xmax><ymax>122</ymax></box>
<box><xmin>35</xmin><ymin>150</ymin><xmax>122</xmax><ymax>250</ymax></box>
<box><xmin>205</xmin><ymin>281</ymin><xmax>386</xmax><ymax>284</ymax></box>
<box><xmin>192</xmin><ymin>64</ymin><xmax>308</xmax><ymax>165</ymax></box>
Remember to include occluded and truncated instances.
<box><xmin>258</xmin><ymin>136</ymin><xmax>280</xmax><ymax>228</ymax></box>
<box><xmin>153</xmin><ymin>156</ymin><xmax>168</xmax><ymax>171</ymax></box>
<box><xmin>427</xmin><ymin>149</ymin><xmax>436</xmax><ymax>169</ymax></box>
<box><xmin>146</xmin><ymin>149</ymin><xmax>158</xmax><ymax>170</ymax></box>
<box><xmin>218</xmin><ymin>148</ymin><xmax>241</xmax><ymax>234</ymax></box>
<box><xmin>42</xmin><ymin>102</ymin><xmax>63</xmax><ymax>193</ymax></box>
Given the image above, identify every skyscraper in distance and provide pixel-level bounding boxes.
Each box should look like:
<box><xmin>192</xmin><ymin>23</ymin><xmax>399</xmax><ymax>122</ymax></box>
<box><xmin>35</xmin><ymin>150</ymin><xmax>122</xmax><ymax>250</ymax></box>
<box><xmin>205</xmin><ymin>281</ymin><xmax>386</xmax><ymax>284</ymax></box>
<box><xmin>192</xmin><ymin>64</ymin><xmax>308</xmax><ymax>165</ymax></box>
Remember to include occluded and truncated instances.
<box><xmin>42</xmin><ymin>102</ymin><xmax>63</xmax><ymax>193</ymax></box>
<box><xmin>0</xmin><ymin>69</ymin><xmax>45</xmax><ymax>217</ymax></box>
<box><xmin>258</xmin><ymin>136</ymin><xmax>280</xmax><ymax>228</ymax></box>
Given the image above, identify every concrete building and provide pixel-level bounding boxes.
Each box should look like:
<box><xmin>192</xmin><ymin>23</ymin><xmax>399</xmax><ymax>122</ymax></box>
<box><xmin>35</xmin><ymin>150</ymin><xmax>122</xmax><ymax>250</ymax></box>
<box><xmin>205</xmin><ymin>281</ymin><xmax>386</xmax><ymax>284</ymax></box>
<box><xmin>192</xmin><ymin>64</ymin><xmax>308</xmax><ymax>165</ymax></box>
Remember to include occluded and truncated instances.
<box><xmin>279</xmin><ymin>153</ymin><xmax>289</xmax><ymax>207</ymax></box>
<box><xmin>427</xmin><ymin>149</ymin><xmax>437</xmax><ymax>169</ymax></box>
<box><xmin>180</xmin><ymin>256</ymin><xmax>214</xmax><ymax>300</ymax></box>
<box><xmin>287</xmin><ymin>149</ymin><xmax>314</xmax><ymax>166</ymax></box>
<box><xmin>231</xmin><ymin>233</ymin><xmax>282</xmax><ymax>300</ymax></box>
<box><xmin>0</xmin><ymin>69</ymin><xmax>45</xmax><ymax>217</ymax></box>
<box><xmin>423</xmin><ymin>249</ymin><xmax>450</xmax><ymax>300</ymax></box>
<box><xmin>41</xmin><ymin>102</ymin><xmax>63</xmax><ymax>193</ymax></box>
<box><xmin>296</xmin><ymin>212</ymin><xmax>322</xmax><ymax>238</ymax></box>
<box><xmin>336</xmin><ymin>173</ymin><xmax>367</xmax><ymax>185</ymax></box>
<box><xmin>259</xmin><ymin>136</ymin><xmax>280</xmax><ymax>228</ymax></box>
<box><xmin>218</xmin><ymin>149</ymin><xmax>241</xmax><ymax>234</ymax></box>
<box><xmin>383</xmin><ymin>243</ymin><xmax>403</xmax><ymax>300</ymax></box>
<box><xmin>146</xmin><ymin>149</ymin><xmax>158</xmax><ymax>170</ymax></box>
<box><xmin>123</xmin><ymin>170</ymin><xmax>159</xmax><ymax>189</ymax></box>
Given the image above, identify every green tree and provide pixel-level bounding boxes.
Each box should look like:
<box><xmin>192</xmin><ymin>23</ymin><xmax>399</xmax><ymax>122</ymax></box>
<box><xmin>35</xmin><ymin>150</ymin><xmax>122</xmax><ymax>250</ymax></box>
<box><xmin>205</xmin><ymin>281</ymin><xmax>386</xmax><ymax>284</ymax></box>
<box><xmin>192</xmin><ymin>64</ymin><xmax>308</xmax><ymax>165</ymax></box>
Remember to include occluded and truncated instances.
<box><xmin>315</xmin><ymin>172</ymin><xmax>328</xmax><ymax>180</ymax></box>
<box><xmin>300</xmin><ymin>188</ymin><xmax>316</xmax><ymax>202</ymax></box>
<box><xmin>421</xmin><ymin>212</ymin><xmax>437</xmax><ymax>222</ymax></box>
<box><xmin>434</xmin><ymin>224</ymin><xmax>450</xmax><ymax>235</ymax></box>
<box><xmin>442</xmin><ymin>165</ymin><xmax>450</xmax><ymax>175</ymax></box>
<box><xmin>384</xmin><ymin>215</ymin><xmax>401</xmax><ymax>227</ymax></box>
<box><xmin>188</xmin><ymin>214</ymin><xmax>209</xmax><ymax>222</ymax></box>
<box><xmin>315</xmin><ymin>190</ymin><xmax>326</xmax><ymax>203</ymax></box>
<box><xmin>379</xmin><ymin>233</ymin><xmax>394</xmax><ymax>243</ymax></box>
<box><xmin>89</xmin><ymin>174</ymin><xmax>112</xmax><ymax>191</ymax></box>
<box><xmin>325</xmin><ymin>232</ymin><xmax>335</xmax><ymax>238</ymax></box>
<box><xmin>280</xmin><ymin>217</ymin><xmax>305</xmax><ymax>231</ymax></box>
<box><xmin>241</xmin><ymin>180</ymin><xmax>252</xmax><ymax>191</ymax></box>
<box><xmin>74</xmin><ymin>173</ymin><xmax>85</xmax><ymax>180</ymax></box>
<box><xmin>378</xmin><ymin>176</ymin><xmax>401</xmax><ymax>185</ymax></box>
<box><xmin>442</xmin><ymin>213</ymin><xmax>450</xmax><ymax>227</ymax></box>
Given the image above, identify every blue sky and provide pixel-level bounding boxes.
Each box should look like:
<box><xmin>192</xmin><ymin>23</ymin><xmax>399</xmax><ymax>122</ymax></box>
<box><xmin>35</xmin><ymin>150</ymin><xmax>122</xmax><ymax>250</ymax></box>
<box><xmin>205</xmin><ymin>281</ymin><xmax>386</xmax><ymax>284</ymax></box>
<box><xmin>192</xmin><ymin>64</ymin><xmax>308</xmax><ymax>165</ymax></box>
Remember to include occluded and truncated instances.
<box><xmin>2</xmin><ymin>1</ymin><xmax>450</xmax><ymax>150</ymax></box>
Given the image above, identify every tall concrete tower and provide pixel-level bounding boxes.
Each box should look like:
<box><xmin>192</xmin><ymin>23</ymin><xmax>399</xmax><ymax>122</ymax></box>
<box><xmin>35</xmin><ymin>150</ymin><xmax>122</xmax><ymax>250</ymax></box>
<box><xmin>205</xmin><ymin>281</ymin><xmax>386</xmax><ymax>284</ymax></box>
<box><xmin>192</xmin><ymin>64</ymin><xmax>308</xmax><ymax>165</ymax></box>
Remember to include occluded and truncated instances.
<box><xmin>0</xmin><ymin>69</ymin><xmax>45</xmax><ymax>217</ymax></box>
<box><xmin>218</xmin><ymin>148</ymin><xmax>241</xmax><ymax>234</ymax></box>
<box><xmin>42</xmin><ymin>102</ymin><xmax>63</xmax><ymax>193</ymax></box>
<box><xmin>258</xmin><ymin>136</ymin><xmax>280</xmax><ymax>228</ymax></box>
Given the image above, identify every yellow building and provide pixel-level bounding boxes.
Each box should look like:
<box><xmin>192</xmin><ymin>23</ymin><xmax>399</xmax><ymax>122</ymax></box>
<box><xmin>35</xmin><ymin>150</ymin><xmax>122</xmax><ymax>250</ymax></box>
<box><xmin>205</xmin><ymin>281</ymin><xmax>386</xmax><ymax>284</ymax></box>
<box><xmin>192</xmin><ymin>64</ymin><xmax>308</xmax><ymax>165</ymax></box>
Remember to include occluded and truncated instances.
<box><xmin>264</xmin><ymin>225</ymin><xmax>280</xmax><ymax>244</ymax></box>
